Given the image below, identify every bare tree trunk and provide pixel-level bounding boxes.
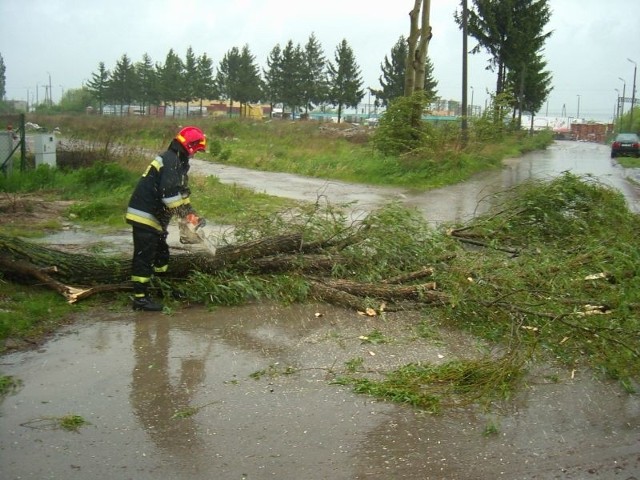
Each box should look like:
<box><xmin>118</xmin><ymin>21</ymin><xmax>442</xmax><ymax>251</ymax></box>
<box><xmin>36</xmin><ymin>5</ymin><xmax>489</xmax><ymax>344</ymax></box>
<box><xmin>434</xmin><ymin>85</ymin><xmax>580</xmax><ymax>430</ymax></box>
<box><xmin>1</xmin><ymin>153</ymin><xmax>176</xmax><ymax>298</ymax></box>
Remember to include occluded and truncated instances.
<box><xmin>404</xmin><ymin>0</ymin><xmax>421</xmax><ymax>96</ymax></box>
<box><xmin>405</xmin><ymin>0</ymin><xmax>432</xmax><ymax>96</ymax></box>
<box><xmin>530</xmin><ymin>113</ymin><xmax>535</xmax><ymax>135</ymax></box>
<box><xmin>313</xmin><ymin>278</ymin><xmax>443</xmax><ymax>302</ymax></box>
<box><xmin>413</xmin><ymin>0</ymin><xmax>432</xmax><ymax>92</ymax></box>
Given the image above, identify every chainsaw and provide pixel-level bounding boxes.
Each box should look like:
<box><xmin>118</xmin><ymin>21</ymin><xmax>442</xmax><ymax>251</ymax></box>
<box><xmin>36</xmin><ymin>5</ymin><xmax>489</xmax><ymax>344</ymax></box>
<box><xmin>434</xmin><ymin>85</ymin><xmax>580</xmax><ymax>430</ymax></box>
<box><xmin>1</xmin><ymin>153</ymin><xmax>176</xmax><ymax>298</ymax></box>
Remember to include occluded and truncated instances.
<box><xmin>179</xmin><ymin>218</ymin><xmax>217</xmax><ymax>255</ymax></box>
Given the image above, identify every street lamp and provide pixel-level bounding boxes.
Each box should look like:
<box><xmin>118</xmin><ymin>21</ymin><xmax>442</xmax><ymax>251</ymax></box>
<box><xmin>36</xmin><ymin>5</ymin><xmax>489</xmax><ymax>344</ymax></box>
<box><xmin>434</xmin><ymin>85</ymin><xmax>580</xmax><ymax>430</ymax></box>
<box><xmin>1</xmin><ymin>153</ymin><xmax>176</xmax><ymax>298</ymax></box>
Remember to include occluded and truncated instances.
<box><xmin>615</xmin><ymin>88</ymin><xmax>620</xmax><ymax>120</ymax></box>
<box><xmin>470</xmin><ymin>86</ymin><xmax>474</xmax><ymax>117</ymax></box>
<box><xmin>628</xmin><ymin>58</ymin><xmax>637</xmax><ymax>126</ymax></box>
<box><xmin>619</xmin><ymin>77</ymin><xmax>626</xmax><ymax>118</ymax></box>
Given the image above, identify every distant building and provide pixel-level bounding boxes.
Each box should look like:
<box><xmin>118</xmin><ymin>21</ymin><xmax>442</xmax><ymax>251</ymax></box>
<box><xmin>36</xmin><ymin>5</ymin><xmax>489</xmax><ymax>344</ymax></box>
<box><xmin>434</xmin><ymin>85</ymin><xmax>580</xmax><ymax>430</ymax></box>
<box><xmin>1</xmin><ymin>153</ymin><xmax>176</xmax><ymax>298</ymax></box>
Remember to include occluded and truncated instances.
<box><xmin>203</xmin><ymin>100</ymin><xmax>270</xmax><ymax>120</ymax></box>
<box><xmin>571</xmin><ymin>121</ymin><xmax>614</xmax><ymax>143</ymax></box>
<box><xmin>521</xmin><ymin>115</ymin><xmax>614</xmax><ymax>143</ymax></box>
<box><xmin>5</xmin><ymin>100</ymin><xmax>28</xmax><ymax>112</ymax></box>
<box><xmin>100</xmin><ymin>100</ymin><xmax>270</xmax><ymax>119</ymax></box>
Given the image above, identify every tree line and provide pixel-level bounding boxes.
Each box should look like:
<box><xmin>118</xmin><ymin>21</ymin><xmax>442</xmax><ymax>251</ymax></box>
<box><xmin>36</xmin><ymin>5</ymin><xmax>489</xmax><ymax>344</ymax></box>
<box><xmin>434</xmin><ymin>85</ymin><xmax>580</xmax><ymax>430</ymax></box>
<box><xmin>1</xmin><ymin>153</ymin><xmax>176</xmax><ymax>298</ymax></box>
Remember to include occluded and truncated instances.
<box><xmin>85</xmin><ymin>35</ymin><xmax>372</xmax><ymax>123</ymax></box>
<box><xmin>4</xmin><ymin>1</ymin><xmax>554</xmax><ymax>125</ymax></box>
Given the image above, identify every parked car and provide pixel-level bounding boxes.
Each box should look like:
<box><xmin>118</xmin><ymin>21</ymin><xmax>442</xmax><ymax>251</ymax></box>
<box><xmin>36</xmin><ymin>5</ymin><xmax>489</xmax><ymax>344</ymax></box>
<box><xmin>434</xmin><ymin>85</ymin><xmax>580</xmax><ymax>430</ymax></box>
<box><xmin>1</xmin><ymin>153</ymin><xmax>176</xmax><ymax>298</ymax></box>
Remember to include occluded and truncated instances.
<box><xmin>611</xmin><ymin>133</ymin><xmax>640</xmax><ymax>158</ymax></box>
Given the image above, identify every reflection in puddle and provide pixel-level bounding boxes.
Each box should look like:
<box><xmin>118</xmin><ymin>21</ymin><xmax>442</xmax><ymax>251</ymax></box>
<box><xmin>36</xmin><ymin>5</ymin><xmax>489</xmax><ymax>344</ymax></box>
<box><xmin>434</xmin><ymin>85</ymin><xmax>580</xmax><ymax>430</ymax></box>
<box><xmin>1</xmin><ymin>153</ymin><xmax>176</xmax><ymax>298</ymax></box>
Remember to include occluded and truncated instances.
<box><xmin>130</xmin><ymin>317</ymin><xmax>206</xmax><ymax>455</ymax></box>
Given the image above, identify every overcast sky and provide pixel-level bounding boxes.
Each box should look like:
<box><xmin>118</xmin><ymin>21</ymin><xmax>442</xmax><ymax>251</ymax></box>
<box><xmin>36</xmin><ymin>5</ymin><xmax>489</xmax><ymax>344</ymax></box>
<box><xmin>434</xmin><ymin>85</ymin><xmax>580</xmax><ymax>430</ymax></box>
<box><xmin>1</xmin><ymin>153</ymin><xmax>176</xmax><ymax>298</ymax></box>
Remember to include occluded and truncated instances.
<box><xmin>1</xmin><ymin>0</ymin><xmax>639</xmax><ymax>122</ymax></box>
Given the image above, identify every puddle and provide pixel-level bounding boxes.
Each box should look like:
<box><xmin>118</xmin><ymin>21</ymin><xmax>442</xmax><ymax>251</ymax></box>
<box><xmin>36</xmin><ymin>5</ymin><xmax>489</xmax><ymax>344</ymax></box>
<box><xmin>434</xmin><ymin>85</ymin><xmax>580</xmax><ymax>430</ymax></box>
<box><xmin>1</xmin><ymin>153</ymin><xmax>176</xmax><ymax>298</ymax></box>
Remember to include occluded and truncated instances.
<box><xmin>1</xmin><ymin>303</ymin><xmax>638</xmax><ymax>479</ymax></box>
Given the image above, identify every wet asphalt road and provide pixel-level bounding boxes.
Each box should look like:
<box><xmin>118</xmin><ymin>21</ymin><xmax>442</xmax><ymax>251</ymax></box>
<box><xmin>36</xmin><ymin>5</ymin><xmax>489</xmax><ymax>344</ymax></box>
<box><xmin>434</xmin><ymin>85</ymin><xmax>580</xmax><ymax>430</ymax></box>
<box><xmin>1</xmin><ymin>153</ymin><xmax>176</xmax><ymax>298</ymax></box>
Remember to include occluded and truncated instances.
<box><xmin>1</xmin><ymin>140</ymin><xmax>640</xmax><ymax>479</ymax></box>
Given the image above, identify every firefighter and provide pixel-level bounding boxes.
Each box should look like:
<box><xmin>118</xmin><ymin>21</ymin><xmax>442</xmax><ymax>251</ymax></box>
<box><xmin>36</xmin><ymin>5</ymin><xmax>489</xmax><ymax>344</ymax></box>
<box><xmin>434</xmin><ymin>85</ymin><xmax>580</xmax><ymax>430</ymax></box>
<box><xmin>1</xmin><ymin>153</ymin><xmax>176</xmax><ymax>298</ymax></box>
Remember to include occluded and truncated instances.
<box><xmin>125</xmin><ymin>126</ymin><xmax>207</xmax><ymax>311</ymax></box>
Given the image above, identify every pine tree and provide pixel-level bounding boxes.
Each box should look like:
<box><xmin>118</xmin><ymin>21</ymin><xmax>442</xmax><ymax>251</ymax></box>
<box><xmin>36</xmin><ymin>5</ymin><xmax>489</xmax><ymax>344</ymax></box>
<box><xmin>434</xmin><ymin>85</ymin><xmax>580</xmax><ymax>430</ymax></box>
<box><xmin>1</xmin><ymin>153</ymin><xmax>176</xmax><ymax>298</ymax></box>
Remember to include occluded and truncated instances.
<box><xmin>86</xmin><ymin>62</ymin><xmax>110</xmax><ymax>114</ymax></box>
<box><xmin>263</xmin><ymin>44</ymin><xmax>284</xmax><ymax>116</ymax></box>
<box><xmin>504</xmin><ymin>0</ymin><xmax>552</xmax><ymax>120</ymax></box>
<box><xmin>183</xmin><ymin>46</ymin><xmax>199</xmax><ymax>115</ymax></box>
<box><xmin>373</xmin><ymin>36</ymin><xmax>438</xmax><ymax>107</ymax></box>
<box><xmin>301</xmin><ymin>33</ymin><xmax>328</xmax><ymax>114</ymax></box>
<box><xmin>108</xmin><ymin>54</ymin><xmax>136</xmax><ymax>115</ymax></box>
<box><xmin>327</xmin><ymin>39</ymin><xmax>364</xmax><ymax>123</ymax></box>
<box><xmin>196</xmin><ymin>52</ymin><xmax>216</xmax><ymax>112</ymax></box>
<box><xmin>458</xmin><ymin>0</ymin><xmax>552</xmax><ymax>100</ymax></box>
<box><xmin>509</xmin><ymin>52</ymin><xmax>552</xmax><ymax>129</ymax></box>
<box><xmin>134</xmin><ymin>53</ymin><xmax>158</xmax><ymax>115</ymax></box>
<box><xmin>158</xmin><ymin>49</ymin><xmax>184</xmax><ymax>117</ymax></box>
<box><xmin>280</xmin><ymin>40</ymin><xmax>305</xmax><ymax>118</ymax></box>
<box><xmin>374</xmin><ymin>37</ymin><xmax>407</xmax><ymax>106</ymax></box>
<box><xmin>216</xmin><ymin>47</ymin><xmax>242</xmax><ymax>116</ymax></box>
<box><xmin>236</xmin><ymin>45</ymin><xmax>263</xmax><ymax>116</ymax></box>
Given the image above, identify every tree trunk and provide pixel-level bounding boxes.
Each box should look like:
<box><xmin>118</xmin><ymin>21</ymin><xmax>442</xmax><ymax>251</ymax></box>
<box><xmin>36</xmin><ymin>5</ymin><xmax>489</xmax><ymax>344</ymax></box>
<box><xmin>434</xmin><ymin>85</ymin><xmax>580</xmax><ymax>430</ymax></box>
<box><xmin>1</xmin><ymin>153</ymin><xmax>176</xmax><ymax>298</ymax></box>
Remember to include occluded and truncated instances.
<box><xmin>0</xmin><ymin>234</ymin><xmax>131</xmax><ymax>286</ymax></box>
<box><xmin>405</xmin><ymin>0</ymin><xmax>432</xmax><ymax>96</ymax></box>
<box><xmin>0</xmin><ymin>233</ymin><xmax>447</xmax><ymax>311</ymax></box>
<box><xmin>0</xmin><ymin>233</ymin><xmax>307</xmax><ymax>286</ymax></box>
<box><xmin>413</xmin><ymin>0</ymin><xmax>432</xmax><ymax>92</ymax></box>
<box><xmin>314</xmin><ymin>278</ymin><xmax>440</xmax><ymax>301</ymax></box>
<box><xmin>404</xmin><ymin>0</ymin><xmax>421</xmax><ymax>96</ymax></box>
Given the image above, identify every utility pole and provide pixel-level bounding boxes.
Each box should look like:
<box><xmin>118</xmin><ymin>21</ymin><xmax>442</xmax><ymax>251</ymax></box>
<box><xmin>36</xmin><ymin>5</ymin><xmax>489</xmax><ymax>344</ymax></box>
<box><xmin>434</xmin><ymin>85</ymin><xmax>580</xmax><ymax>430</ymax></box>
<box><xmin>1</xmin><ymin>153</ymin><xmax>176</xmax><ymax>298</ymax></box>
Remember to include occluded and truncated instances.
<box><xmin>619</xmin><ymin>77</ymin><xmax>626</xmax><ymax>119</ymax></box>
<box><xmin>461</xmin><ymin>0</ymin><xmax>468</xmax><ymax>140</ymax></box>
<box><xmin>628</xmin><ymin>58</ymin><xmax>637</xmax><ymax>127</ymax></box>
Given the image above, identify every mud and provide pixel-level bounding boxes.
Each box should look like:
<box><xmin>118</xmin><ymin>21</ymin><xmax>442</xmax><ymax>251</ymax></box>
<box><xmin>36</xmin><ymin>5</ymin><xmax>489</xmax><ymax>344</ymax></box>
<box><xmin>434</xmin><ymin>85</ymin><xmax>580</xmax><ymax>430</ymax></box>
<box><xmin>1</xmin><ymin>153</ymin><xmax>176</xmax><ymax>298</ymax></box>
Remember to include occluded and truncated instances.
<box><xmin>1</xmin><ymin>140</ymin><xmax>640</xmax><ymax>479</ymax></box>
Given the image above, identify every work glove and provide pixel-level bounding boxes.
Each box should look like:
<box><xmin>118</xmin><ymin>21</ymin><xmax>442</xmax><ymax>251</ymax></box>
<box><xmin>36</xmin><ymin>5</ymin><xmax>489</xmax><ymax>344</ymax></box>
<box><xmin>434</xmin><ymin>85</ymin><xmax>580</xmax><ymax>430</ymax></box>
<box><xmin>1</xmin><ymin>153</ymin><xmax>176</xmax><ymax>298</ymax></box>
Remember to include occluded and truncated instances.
<box><xmin>186</xmin><ymin>213</ymin><xmax>206</xmax><ymax>230</ymax></box>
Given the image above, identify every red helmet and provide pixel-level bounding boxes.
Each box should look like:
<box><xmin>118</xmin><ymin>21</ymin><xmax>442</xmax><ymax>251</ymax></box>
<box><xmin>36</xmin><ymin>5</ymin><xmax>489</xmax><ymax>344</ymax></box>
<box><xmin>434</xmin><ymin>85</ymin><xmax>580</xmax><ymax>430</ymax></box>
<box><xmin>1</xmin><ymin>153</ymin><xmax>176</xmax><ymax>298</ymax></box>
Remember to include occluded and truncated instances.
<box><xmin>176</xmin><ymin>126</ymin><xmax>207</xmax><ymax>156</ymax></box>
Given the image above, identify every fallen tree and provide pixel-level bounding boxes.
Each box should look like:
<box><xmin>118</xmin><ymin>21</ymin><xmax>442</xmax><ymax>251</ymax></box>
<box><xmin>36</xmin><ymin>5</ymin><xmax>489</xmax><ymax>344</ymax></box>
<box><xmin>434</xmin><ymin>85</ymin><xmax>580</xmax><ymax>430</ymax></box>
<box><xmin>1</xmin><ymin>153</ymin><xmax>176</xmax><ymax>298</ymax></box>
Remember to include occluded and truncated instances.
<box><xmin>0</xmin><ymin>232</ymin><xmax>447</xmax><ymax>310</ymax></box>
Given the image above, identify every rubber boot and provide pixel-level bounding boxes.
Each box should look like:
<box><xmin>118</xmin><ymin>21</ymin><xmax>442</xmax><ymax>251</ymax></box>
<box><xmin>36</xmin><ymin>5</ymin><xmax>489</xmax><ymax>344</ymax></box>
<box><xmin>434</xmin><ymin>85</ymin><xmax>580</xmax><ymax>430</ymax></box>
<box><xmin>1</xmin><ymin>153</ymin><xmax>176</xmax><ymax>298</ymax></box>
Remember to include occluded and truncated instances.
<box><xmin>132</xmin><ymin>281</ymin><xmax>164</xmax><ymax>311</ymax></box>
<box><xmin>132</xmin><ymin>295</ymin><xmax>164</xmax><ymax>311</ymax></box>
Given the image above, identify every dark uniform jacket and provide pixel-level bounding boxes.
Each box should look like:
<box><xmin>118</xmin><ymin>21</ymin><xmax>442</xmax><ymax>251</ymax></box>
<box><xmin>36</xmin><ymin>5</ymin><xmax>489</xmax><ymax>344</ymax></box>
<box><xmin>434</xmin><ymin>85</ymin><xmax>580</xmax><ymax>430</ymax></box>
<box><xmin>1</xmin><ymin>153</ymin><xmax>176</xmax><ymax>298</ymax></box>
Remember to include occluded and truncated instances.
<box><xmin>125</xmin><ymin>146</ymin><xmax>194</xmax><ymax>232</ymax></box>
